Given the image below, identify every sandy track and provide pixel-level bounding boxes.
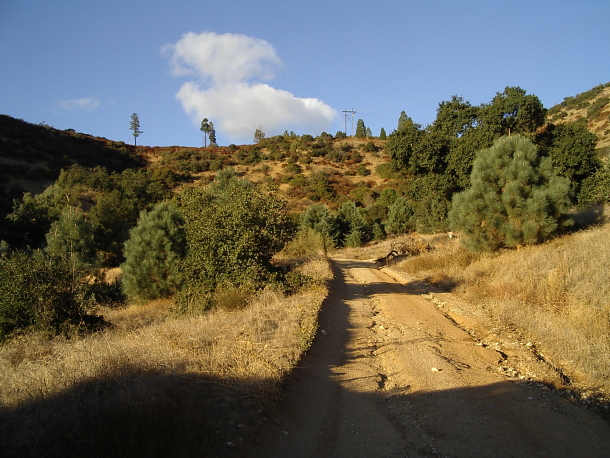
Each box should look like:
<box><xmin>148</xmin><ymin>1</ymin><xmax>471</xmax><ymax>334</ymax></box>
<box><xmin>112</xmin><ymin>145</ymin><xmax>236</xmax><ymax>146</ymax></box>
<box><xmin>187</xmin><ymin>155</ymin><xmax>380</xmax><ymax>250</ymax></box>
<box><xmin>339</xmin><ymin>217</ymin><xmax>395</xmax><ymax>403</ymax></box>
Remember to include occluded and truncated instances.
<box><xmin>249</xmin><ymin>259</ymin><xmax>610</xmax><ymax>457</ymax></box>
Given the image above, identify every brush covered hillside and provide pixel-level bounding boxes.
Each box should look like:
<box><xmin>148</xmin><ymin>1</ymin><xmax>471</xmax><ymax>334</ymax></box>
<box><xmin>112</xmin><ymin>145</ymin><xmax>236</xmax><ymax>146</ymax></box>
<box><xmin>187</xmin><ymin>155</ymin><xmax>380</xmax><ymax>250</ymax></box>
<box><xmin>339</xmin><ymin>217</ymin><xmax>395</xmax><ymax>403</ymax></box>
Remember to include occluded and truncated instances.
<box><xmin>2</xmin><ymin>85</ymin><xmax>610</xmax><ymax>456</ymax></box>
<box><xmin>547</xmin><ymin>82</ymin><xmax>610</xmax><ymax>158</ymax></box>
<box><xmin>0</xmin><ymin>115</ymin><xmax>143</xmax><ymax>216</ymax></box>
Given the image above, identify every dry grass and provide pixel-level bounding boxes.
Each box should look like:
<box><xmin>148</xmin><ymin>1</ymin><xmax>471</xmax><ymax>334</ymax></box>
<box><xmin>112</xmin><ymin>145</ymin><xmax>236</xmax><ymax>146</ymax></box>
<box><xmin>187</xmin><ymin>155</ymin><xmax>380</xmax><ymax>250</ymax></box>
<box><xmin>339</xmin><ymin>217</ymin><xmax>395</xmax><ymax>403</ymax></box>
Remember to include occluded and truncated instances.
<box><xmin>0</xmin><ymin>258</ymin><xmax>333</xmax><ymax>457</ymax></box>
<box><xmin>393</xmin><ymin>223</ymin><xmax>610</xmax><ymax>391</ymax></box>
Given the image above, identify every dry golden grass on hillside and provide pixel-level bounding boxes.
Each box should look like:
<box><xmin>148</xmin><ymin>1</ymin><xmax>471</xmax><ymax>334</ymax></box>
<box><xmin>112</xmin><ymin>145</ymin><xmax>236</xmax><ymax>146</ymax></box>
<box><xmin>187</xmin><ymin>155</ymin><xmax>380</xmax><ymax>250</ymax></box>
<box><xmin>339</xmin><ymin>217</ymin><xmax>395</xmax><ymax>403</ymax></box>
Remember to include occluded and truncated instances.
<box><xmin>394</xmin><ymin>222</ymin><xmax>610</xmax><ymax>392</ymax></box>
<box><xmin>0</xmin><ymin>258</ymin><xmax>333</xmax><ymax>457</ymax></box>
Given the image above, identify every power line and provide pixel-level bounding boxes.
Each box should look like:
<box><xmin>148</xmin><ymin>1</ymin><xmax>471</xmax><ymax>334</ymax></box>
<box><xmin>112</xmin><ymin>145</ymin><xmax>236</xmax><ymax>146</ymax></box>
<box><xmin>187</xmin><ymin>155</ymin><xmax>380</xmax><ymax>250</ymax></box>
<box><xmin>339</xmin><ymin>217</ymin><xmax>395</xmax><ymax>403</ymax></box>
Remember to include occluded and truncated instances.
<box><xmin>342</xmin><ymin>108</ymin><xmax>356</xmax><ymax>136</ymax></box>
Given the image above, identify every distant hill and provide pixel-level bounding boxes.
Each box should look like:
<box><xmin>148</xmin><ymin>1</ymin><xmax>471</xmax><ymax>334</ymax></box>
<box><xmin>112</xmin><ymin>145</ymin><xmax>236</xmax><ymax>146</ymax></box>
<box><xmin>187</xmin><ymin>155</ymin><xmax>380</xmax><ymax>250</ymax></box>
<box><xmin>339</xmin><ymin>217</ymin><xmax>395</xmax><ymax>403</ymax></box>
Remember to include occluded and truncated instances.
<box><xmin>2</xmin><ymin>82</ymin><xmax>609</xmax><ymax>217</ymax></box>
<box><xmin>546</xmin><ymin>82</ymin><xmax>610</xmax><ymax>158</ymax></box>
<box><xmin>0</xmin><ymin>115</ymin><xmax>143</xmax><ymax>215</ymax></box>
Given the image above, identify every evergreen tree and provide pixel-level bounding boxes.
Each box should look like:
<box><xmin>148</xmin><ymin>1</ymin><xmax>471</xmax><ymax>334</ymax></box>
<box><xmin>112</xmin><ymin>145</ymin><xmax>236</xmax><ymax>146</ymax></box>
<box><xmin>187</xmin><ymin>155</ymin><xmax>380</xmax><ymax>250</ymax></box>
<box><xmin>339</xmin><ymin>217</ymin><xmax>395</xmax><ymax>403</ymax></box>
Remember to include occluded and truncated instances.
<box><xmin>355</xmin><ymin>119</ymin><xmax>367</xmax><ymax>138</ymax></box>
<box><xmin>385</xmin><ymin>197</ymin><xmax>415</xmax><ymax>234</ymax></box>
<box><xmin>300</xmin><ymin>203</ymin><xmax>341</xmax><ymax>245</ymax></box>
<box><xmin>208</xmin><ymin>121</ymin><xmax>218</xmax><ymax>147</ymax></box>
<box><xmin>200</xmin><ymin>118</ymin><xmax>210</xmax><ymax>147</ymax></box>
<box><xmin>121</xmin><ymin>201</ymin><xmax>186</xmax><ymax>302</ymax></box>
<box><xmin>130</xmin><ymin>113</ymin><xmax>142</xmax><ymax>146</ymax></box>
<box><xmin>338</xmin><ymin>201</ymin><xmax>369</xmax><ymax>247</ymax></box>
<box><xmin>449</xmin><ymin>135</ymin><xmax>573</xmax><ymax>252</ymax></box>
<box><xmin>379</xmin><ymin>127</ymin><xmax>387</xmax><ymax>140</ymax></box>
<box><xmin>397</xmin><ymin>111</ymin><xmax>410</xmax><ymax>132</ymax></box>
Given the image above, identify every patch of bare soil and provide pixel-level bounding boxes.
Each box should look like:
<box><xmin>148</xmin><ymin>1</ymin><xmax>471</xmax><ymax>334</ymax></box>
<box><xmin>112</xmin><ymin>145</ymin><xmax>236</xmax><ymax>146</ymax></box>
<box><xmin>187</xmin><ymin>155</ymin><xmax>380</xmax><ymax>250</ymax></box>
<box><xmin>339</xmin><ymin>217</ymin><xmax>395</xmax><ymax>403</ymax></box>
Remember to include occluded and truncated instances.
<box><xmin>245</xmin><ymin>259</ymin><xmax>610</xmax><ymax>457</ymax></box>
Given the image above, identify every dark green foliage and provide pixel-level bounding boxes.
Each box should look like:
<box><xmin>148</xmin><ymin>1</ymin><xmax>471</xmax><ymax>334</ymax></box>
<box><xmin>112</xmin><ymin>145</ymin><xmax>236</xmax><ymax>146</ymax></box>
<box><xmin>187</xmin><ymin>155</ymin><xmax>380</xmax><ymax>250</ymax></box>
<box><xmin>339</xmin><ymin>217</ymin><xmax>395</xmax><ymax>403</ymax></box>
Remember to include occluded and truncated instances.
<box><xmin>397</xmin><ymin>111</ymin><xmax>411</xmax><ymax>132</ymax></box>
<box><xmin>432</xmin><ymin>95</ymin><xmax>479</xmax><ymax>138</ymax></box>
<box><xmin>578</xmin><ymin>161</ymin><xmax>610</xmax><ymax>208</ymax></box>
<box><xmin>356</xmin><ymin>119</ymin><xmax>367</xmax><ymax>138</ymax></box>
<box><xmin>385</xmin><ymin>196</ymin><xmax>415</xmax><ymax>234</ymax></box>
<box><xmin>479</xmin><ymin>86</ymin><xmax>546</xmax><ymax>137</ymax></box>
<box><xmin>536</xmin><ymin>121</ymin><xmax>599</xmax><ymax>196</ymax></box>
<box><xmin>338</xmin><ymin>201</ymin><xmax>369</xmax><ymax>247</ymax></box>
<box><xmin>235</xmin><ymin>146</ymin><xmax>263</xmax><ymax>165</ymax></box>
<box><xmin>300</xmin><ymin>203</ymin><xmax>341</xmax><ymax>245</ymax></box>
<box><xmin>403</xmin><ymin>174</ymin><xmax>455</xmax><ymax>232</ymax></box>
<box><xmin>87</xmin><ymin>168</ymin><xmax>172</xmax><ymax>263</ymax></box>
<box><xmin>449</xmin><ymin>136</ymin><xmax>573</xmax><ymax>252</ymax></box>
<box><xmin>285</xmin><ymin>162</ymin><xmax>302</xmax><ymax>174</ymax></box>
<box><xmin>0</xmin><ymin>251</ymin><xmax>100</xmax><ymax>340</ymax></box>
<box><xmin>375</xmin><ymin>162</ymin><xmax>402</xmax><ymax>180</ymax></box>
<box><xmin>6</xmin><ymin>165</ymin><xmax>171</xmax><ymax>262</ymax></box>
<box><xmin>200</xmin><ymin>118</ymin><xmax>211</xmax><ymax>147</ymax></box>
<box><xmin>121</xmin><ymin>202</ymin><xmax>186</xmax><ymax>302</ymax></box>
<box><xmin>379</xmin><ymin>127</ymin><xmax>387</xmax><ymax>140</ymax></box>
<box><xmin>377</xmin><ymin>188</ymin><xmax>399</xmax><ymax>207</ymax></box>
<box><xmin>176</xmin><ymin>179</ymin><xmax>295</xmax><ymax>312</ymax></box>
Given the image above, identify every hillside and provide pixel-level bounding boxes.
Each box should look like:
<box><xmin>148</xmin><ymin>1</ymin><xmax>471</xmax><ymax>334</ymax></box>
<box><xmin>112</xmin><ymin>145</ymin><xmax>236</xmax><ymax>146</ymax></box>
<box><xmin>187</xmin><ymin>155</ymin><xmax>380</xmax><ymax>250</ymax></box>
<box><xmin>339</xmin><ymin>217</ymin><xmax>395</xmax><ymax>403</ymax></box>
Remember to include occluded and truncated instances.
<box><xmin>2</xmin><ymin>81</ymin><xmax>609</xmax><ymax>217</ymax></box>
<box><xmin>0</xmin><ymin>115</ymin><xmax>143</xmax><ymax>215</ymax></box>
<box><xmin>138</xmin><ymin>136</ymin><xmax>394</xmax><ymax>212</ymax></box>
<box><xmin>546</xmin><ymin>82</ymin><xmax>610</xmax><ymax>158</ymax></box>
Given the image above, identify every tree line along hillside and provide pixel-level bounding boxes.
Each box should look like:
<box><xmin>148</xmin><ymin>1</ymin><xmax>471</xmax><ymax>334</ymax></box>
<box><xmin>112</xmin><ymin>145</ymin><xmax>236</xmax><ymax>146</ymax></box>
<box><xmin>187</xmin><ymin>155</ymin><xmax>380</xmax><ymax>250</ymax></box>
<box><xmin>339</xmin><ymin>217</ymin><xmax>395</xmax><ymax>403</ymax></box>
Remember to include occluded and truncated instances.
<box><xmin>0</xmin><ymin>84</ymin><xmax>609</xmax><ymax>340</ymax></box>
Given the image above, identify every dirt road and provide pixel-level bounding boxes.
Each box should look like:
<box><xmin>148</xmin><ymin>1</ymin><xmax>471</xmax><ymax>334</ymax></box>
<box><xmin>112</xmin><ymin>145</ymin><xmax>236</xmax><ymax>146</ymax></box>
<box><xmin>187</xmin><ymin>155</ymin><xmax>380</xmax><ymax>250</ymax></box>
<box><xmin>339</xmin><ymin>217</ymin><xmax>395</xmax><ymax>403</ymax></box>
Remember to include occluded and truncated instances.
<box><xmin>249</xmin><ymin>259</ymin><xmax>610</xmax><ymax>457</ymax></box>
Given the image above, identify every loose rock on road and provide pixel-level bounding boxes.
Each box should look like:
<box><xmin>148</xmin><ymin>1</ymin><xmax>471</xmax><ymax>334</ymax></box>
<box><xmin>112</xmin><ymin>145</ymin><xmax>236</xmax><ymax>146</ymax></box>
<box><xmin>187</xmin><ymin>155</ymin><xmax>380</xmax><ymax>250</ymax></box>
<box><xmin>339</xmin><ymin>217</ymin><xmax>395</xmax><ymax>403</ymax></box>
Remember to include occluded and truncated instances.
<box><xmin>250</xmin><ymin>259</ymin><xmax>610</xmax><ymax>457</ymax></box>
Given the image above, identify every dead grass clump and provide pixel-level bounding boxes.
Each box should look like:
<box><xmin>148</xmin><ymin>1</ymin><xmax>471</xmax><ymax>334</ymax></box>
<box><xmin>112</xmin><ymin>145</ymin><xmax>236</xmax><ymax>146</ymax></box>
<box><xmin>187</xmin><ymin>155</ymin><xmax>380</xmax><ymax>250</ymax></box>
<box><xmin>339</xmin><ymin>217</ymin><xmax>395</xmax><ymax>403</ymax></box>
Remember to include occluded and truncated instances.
<box><xmin>0</xmin><ymin>258</ymin><xmax>331</xmax><ymax>456</ymax></box>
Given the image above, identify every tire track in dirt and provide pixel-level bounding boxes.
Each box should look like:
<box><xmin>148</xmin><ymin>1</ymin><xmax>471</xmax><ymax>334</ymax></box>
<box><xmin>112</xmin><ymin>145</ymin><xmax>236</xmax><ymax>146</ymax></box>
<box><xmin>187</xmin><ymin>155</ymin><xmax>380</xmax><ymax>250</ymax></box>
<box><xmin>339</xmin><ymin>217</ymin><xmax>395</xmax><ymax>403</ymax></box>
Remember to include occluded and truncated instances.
<box><xmin>248</xmin><ymin>259</ymin><xmax>610</xmax><ymax>457</ymax></box>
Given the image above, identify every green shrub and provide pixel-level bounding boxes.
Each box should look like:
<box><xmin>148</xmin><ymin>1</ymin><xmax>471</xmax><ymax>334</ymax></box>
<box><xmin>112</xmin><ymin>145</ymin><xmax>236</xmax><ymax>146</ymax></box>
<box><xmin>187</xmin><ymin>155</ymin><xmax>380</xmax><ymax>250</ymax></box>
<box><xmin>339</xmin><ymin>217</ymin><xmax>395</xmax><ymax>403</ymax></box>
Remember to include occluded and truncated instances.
<box><xmin>375</xmin><ymin>162</ymin><xmax>400</xmax><ymax>179</ymax></box>
<box><xmin>0</xmin><ymin>251</ymin><xmax>99</xmax><ymax>340</ymax></box>
<box><xmin>362</xmin><ymin>141</ymin><xmax>378</xmax><ymax>153</ymax></box>
<box><xmin>209</xmin><ymin>160</ymin><xmax>222</xmax><ymax>171</ymax></box>
<box><xmin>176</xmin><ymin>179</ymin><xmax>295</xmax><ymax>312</ymax></box>
<box><xmin>356</xmin><ymin>163</ymin><xmax>370</xmax><ymax>176</ymax></box>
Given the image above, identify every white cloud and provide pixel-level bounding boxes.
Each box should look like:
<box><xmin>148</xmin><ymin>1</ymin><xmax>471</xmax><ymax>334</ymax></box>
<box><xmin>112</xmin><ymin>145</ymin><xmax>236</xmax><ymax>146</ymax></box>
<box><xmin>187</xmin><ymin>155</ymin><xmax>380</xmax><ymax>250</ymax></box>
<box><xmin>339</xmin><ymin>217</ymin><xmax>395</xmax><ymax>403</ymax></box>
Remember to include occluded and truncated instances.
<box><xmin>57</xmin><ymin>96</ymin><xmax>100</xmax><ymax>112</ymax></box>
<box><xmin>163</xmin><ymin>31</ymin><xmax>336</xmax><ymax>142</ymax></box>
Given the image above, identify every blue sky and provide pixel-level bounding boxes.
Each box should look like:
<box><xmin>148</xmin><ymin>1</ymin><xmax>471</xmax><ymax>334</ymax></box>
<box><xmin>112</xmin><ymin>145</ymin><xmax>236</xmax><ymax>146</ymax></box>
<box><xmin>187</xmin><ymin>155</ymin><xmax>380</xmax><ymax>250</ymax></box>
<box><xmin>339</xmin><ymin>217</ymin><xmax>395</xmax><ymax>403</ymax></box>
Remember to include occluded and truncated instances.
<box><xmin>1</xmin><ymin>0</ymin><xmax>609</xmax><ymax>147</ymax></box>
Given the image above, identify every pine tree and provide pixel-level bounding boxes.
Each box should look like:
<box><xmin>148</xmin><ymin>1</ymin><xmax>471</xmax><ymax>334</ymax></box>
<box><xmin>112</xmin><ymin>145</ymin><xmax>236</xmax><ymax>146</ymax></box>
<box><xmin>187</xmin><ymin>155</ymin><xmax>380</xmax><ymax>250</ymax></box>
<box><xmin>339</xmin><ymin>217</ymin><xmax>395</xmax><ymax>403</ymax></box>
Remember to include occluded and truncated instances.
<box><xmin>200</xmin><ymin>118</ymin><xmax>210</xmax><ymax>147</ymax></box>
<box><xmin>129</xmin><ymin>113</ymin><xmax>142</xmax><ymax>146</ymax></box>
<box><xmin>385</xmin><ymin>197</ymin><xmax>415</xmax><ymax>234</ymax></box>
<box><xmin>208</xmin><ymin>121</ymin><xmax>218</xmax><ymax>147</ymax></box>
<box><xmin>355</xmin><ymin>119</ymin><xmax>367</xmax><ymax>138</ymax></box>
<box><xmin>448</xmin><ymin>135</ymin><xmax>573</xmax><ymax>252</ymax></box>
<box><xmin>121</xmin><ymin>201</ymin><xmax>186</xmax><ymax>302</ymax></box>
<box><xmin>379</xmin><ymin>127</ymin><xmax>387</xmax><ymax>140</ymax></box>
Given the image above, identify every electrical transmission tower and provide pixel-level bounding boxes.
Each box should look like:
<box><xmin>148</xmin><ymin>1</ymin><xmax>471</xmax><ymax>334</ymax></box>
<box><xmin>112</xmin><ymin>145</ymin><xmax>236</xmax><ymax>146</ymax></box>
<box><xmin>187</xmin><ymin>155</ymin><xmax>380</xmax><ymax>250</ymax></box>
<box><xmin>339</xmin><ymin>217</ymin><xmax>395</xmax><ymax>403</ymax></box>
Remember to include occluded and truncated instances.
<box><xmin>342</xmin><ymin>108</ymin><xmax>356</xmax><ymax>136</ymax></box>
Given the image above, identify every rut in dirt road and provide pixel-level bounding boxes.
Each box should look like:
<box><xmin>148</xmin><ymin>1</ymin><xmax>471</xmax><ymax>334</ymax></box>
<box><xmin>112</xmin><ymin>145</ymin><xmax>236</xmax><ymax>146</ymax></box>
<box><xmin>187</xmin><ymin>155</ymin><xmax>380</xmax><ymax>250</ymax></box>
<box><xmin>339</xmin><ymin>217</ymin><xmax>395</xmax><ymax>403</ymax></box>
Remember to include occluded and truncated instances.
<box><xmin>248</xmin><ymin>259</ymin><xmax>610</xmax><ymax>458</ymax></box>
